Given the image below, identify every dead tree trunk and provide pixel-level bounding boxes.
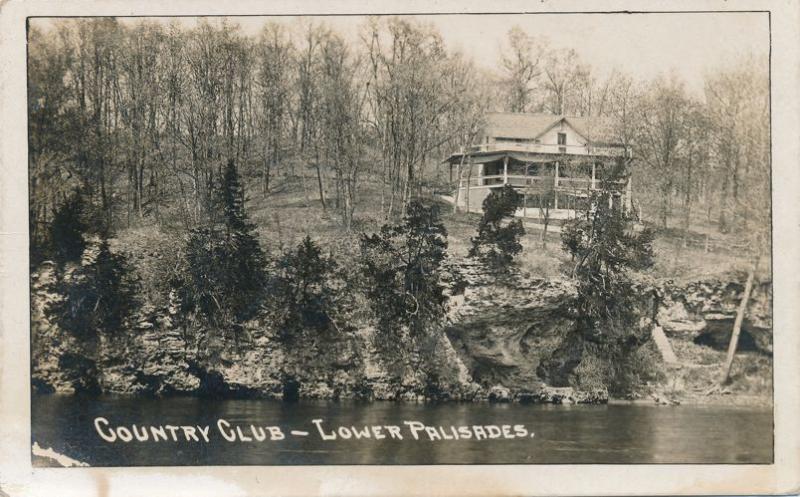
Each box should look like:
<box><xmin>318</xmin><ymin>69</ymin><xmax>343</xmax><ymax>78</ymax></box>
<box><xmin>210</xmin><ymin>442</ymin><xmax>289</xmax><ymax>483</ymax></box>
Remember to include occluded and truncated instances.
<box><xmin>720</xmin><ymin>255</ymin><xmax>760</xmax><ymax>385</ymax></box>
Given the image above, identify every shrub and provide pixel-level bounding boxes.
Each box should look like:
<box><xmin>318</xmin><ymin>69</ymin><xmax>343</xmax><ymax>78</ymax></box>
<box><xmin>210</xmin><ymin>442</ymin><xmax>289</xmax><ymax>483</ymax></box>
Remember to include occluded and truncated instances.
<box><xmin>172</xmin><ymin>160</ymin><xmax>267</xmax><ymax>349</ymax></box>
<box><xmin>268</xmin><ymin>236</ymin><xmax>348</xmax><ymax>342</ymax></box>
<box><xmin>556</xmin><ymin>163</ymin><xmax>658</xmax><ymax>394</ymax></box>
<box><xmin>468</xmin><ymin>185</ymin><xmax>525</xmax><ymax>269</ymax></box>
<box><xmin>47</xmin><ymin>237</ymin><xmax>138</xmax><ymax>341</ymax></box>
<box><xmin>48</xmin><ymin>189</ymin><xmax>88</xmax><ymax>263</ymax></box>
<box><xmin>360</xmin><ymin>201</ymin><xmax>448</xmax><ymax>365</ymax></box>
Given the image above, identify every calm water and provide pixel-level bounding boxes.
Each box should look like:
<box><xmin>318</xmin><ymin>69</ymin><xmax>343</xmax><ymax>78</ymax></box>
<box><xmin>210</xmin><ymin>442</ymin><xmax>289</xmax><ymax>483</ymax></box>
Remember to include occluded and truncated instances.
<box><xmin>31</xmin><ymin>395</ymin><xmax>772</xmax><ymax>466</ymax></box>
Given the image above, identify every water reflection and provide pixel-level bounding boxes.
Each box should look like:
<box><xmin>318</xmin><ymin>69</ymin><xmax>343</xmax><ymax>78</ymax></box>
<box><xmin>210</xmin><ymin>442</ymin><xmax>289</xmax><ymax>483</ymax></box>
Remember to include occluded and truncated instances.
<box><xmin>31</xmin><ymin>395</ymin><xmax>772</xmax><ymax>466</ymax></box>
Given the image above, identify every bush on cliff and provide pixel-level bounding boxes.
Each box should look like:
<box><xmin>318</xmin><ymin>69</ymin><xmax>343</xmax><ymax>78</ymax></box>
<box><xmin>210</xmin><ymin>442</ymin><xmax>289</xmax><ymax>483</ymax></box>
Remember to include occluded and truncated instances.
<box><xmin>554</xmin><ymin>163</ymin><xmax>659</xmax><ymax>395</ymax></box>
<box><xmin>268</xmin><ymin>235</ymin><xmax>351</xmax><ymax>342</ymax></box>
<box><xmin>360</xmin><ymin>201</ymin><xmax>449</xmax><ymax>375</ymax></box>
<box><xmin>468</xmin><ymin>185</ymin><xmax>525</xmax><ymax>270</ymax></box>
<box><xmin>47</xmin><ymin>189</ymin><xmax>89</xmax><ymax>264</ymax></box>
<box><xmin>171</xmin><ymin>160</ymin><xmax>268</xmax><ymax>352</ymax></box>
<box><xmin>44</xmin><ymin>233</ymin><xmax>139</xmax><ymax>392</ymax></box>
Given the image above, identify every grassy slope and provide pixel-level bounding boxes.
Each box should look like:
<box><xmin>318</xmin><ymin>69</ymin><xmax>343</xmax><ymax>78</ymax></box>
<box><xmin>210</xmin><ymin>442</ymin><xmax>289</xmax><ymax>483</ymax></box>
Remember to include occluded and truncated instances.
<box><xmin>116</xmin><ymin>173</ymin><xmax>767</xmax><ymax>281</ymax></box>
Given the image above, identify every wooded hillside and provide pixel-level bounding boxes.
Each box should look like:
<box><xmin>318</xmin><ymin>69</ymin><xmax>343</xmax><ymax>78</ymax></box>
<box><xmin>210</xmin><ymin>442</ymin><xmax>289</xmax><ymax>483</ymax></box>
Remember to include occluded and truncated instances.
<box><xmin>29</xmin><ymin>18</ymin><xmax>770</xmax><ymax>260</ymax></box>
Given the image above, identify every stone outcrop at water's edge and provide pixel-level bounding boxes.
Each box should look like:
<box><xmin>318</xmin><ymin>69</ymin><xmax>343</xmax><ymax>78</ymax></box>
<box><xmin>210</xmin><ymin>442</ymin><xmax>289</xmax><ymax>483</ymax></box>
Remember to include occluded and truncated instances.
<box><xmin>31</xmin><ymin>259</ymin><xmax>771</xmax><ymax>405</ymax></box>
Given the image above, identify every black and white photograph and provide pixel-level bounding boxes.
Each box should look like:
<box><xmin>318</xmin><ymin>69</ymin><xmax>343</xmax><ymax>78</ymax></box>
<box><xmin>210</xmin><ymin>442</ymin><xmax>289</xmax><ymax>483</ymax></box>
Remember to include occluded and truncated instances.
<box><xmin>19</xmin><ymin>8</ymin><xmax>778</xmax><ymax>470</ymax></box>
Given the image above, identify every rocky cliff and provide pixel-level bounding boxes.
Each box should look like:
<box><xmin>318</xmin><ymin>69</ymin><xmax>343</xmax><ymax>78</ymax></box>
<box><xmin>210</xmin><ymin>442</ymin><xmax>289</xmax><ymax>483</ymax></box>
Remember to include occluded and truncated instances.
<box><xmin>442</xmin><ymin>261</ymin><xmax>576</xmax><ymax>395</ymax></box>
<box><xmin>658</xmin><ymin>276</ymin><xmax>772</xmax><ymax>352</ymax></box>
<box><xmin>31</xmin><ymin>258</ymin><xmax>772</xmax><ymax>404</ymax></box>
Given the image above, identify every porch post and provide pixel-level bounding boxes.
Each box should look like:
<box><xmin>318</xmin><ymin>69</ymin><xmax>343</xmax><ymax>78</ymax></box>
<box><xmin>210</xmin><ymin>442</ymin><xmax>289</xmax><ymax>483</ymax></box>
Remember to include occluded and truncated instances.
<box><xmin>625</xmin><ymin>175</ymin><xmax>633</xmax><ymax>212</ymax></box>
<box><xmin>554</xmin><ymin>161</ymin><xmax>559</xmax><ymax>209</ymax></box>
<box><xmin>554</xmin><ymin>161</ymin><xmax>559</xmax><ymax>187</ymax></box>
<box><xmin>503</xmin><ymin>156</ymin><xmax>509</xmax><ymax>185</ymax></box>
<box><xmin>523</xmin><ymin>163</ymin><xmax>529</xmax><ymax>218</ymax></box>
<box><xmin>591</xmin><ymin>162</ymin><xmax>596</xmax><ymax>189</ymax></box>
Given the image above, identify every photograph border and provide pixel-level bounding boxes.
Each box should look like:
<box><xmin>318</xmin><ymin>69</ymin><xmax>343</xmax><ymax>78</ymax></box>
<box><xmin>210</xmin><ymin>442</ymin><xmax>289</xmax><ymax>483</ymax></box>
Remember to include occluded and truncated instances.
<box><xmin>25</xmin><ymin>9</ymin><xmax>776</xmax><ymax>468</ymax></box>
<box><xmin>3</xmin><ymin>0</ymin><xmax>798</xmax><ymax>495</ymax></box>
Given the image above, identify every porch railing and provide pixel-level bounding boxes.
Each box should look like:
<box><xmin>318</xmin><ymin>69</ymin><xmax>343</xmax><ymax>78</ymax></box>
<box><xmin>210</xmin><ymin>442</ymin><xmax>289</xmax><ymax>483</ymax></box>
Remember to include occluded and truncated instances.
<box><xmin>461</xmin><ymin>142</ymin><xmax>629</xmax><ymax>157</ymax></box>
<box><xmin>457</xmin><ymin>174</ymin><xmax>626</xmax><ymax>191</ymax></box>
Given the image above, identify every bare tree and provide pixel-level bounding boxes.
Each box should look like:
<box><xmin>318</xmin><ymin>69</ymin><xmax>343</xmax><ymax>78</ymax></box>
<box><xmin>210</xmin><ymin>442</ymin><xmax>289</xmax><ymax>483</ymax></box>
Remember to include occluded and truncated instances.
<box><xmin>500</xmin><ymin>26</ymin><xmax>544</xmax><ymax>113</ymax></box>
<box><xmin>255</xmin><ymin>22</ymin><xmax>293</xmax><ymax>194</ymax></box>
<box><xmin>634</xmin><ymin>74</ymin><xmax>692</xmax><ymax>228</ymax></box>
<box><xmin>541</xmin><ymin>47</ymin><xmax>590</xmax><ymax>115</ymax></box>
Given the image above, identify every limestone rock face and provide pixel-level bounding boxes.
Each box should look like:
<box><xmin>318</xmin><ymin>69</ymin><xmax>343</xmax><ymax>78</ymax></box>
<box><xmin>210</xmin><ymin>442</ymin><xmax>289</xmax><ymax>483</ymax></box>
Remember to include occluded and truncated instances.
<box><xmin>443</xmin><ymin>260</ymin><xmax>576</xmax><ymax>394</ymax></box>
<box><xmin>658</xmin><ymin>276</ymin><xmax>772</xmax><ymax>353</ymax></box>
<box><xmin>30</xmin><ymin>263</ymin><xmax>88</xmax><ymax>394</ymax></box>
<box><xmin>31</xmin><ymin>255</ymin><xmax>772</xmax><ymax>402</ymax></box>
<box><xmin>440</xmin><ymin>260</ymin><xmax>771</xmax><ymax>401</ymax></box>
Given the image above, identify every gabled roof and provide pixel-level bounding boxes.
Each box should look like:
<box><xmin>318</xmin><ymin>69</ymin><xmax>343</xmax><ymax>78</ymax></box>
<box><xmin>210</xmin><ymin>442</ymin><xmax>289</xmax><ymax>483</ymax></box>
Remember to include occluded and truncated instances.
<box><xmin>483</xmin><ymin>112</ymin><xmax>621</xmax><ymax>145</ymax></box>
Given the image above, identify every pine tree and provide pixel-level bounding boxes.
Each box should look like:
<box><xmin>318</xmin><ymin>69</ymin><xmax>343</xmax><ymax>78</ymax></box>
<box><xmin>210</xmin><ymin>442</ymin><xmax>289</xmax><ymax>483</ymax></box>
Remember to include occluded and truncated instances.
<box><xmin>468</xmin><ymin>185</ymin><xmax>525</xmax><ymax>269</ymax></box>
<box><xmin>360</xmin><ymin>201</ymin><xmax>448</xmax><ymax>362</ymax></box>
<box><xmin>45</xmin><ymin>236</ymin><xmax>138</xmax><ymax>392</ymax></box>
<box><xmin>48</xmin><ymin>190</ymin><xmax>88</xmax><ymax>264</ymax></box>
<box><xmin>268</xmin><ymin>236</ymin><xmax>346</xmax><ymax>342</ymax></box>
<box><xmin>175</xmin><ymin>160</ymin><xmax>268</xmax><ymax>349</ymax></box>
<box><xmin>555</xmin><ymin>164</ymin><xmax>657</xmax><ymax>393</ymax></box>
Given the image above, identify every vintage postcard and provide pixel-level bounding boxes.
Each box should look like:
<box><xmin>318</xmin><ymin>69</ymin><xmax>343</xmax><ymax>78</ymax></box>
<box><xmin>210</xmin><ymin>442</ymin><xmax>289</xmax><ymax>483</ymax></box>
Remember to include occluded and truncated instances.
<box><xmin>1</xmin><ymin>0</ymin><xmax>798</xmax><ymax>496</ymax></box>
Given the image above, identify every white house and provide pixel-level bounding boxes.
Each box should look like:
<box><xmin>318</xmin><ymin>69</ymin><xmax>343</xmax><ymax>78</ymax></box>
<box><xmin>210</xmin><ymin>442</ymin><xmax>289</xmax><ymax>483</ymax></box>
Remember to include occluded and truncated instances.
<box><xmin>444</xmin><ymin>112</ymin><xmax>633</xmax><ymax>219</ymax></box>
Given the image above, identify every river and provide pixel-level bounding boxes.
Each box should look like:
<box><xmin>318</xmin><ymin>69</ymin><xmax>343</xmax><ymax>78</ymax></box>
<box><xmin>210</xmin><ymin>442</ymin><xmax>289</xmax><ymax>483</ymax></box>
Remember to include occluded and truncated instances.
<box><xmin>31</xmin><ymin>395</ymin><xmax>772</xmax><ymax>466</ymax></box>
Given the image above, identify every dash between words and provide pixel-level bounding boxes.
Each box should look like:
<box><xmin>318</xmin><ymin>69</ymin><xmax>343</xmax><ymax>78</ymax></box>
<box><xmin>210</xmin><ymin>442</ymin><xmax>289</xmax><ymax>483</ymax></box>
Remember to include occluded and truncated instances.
<box><xmin>94</xmin><ymin>417</ymin><xmax>535</xmax><ymax>443</ymax></box>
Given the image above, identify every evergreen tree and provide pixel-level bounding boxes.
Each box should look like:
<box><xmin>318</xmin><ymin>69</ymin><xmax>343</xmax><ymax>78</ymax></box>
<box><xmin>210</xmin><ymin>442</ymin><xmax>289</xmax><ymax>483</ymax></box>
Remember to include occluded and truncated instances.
<box><xmin>48</xmin><ymin>190</ymin><xmax>88</xmax><ymax>263</ymax></box>
<box><xmin>174</xmin><ymin>160</ymin><xmax>268</xmax><ymax>349</ymax></box>
<box><xmin>554</xmin><ymin>164</ymin><xmax>657</xmax><ymax>393</ymax></box>
<box><xmin>45</xmin><ymin>237</ymin><xmax>138</xmax><ymax>392</ymax></box>
<box><xmin>468</xmin><ymin>185</ymin><xmax>525</xmax><ymax>269</ymax></box>
<box><xmin>48</xmin><ymin>238</ymin><xmax>138</xmax><ymax>339</ymax></box>
<box><xmin>268</xmin><ymin>236</ymin><xmax>347</xmax><ymax>342</ymax></box>
<box><xmin>360</xmin><ymin>201</ymin><xmax>448</xmax><ymax>364</ymax></box>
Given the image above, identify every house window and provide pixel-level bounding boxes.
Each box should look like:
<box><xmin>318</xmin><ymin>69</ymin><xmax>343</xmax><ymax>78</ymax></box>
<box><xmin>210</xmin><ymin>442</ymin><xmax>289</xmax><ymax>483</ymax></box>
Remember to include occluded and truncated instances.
<box><xmin>557</xmin><ymin>132</ymin><xmax>567</xmax><ymax>153</ymax></box>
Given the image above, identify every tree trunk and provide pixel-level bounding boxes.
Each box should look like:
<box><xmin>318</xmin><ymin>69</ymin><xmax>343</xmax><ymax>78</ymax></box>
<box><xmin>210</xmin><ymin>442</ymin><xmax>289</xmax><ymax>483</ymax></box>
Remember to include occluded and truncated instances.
<box><xmin>682</xmin><ymin>160</ymin><xmax>693</xmax><ymax>249</ymax></box>
<box><xmin>541</xmin><ymin>208</ymin><xmax>550</xmax><ymax>249</ymax></box>
<box><xmin>316</xmin><ymin>163</ymin><xmax>327</xmax><ymax>212</ymax></box>
<box><xmin>262</xmin><ymin>143</ymin><xmax>271</xmax><ymax>195</ymax></box>
<box><xmin>465</xmin><ymin>158</ymin><xmax>473</xmax><ymax>213</ymax></box>
<box><xmin>718</xmin><ymin>162</ymin><xmax>730</xmax><ymax>232</ymax></box>
<box><xmin>720</xmin><ymin>255</ymin><xmax>759</xmax><ymax>385</ymax></box>
<box><xmin>452</xmin><ymin>151</ymin><xmax>469</xmax><ymax>214</ymax></box>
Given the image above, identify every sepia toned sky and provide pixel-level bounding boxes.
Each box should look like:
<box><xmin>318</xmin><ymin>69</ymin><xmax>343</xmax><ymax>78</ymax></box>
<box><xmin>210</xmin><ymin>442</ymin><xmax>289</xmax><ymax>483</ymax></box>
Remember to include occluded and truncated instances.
<box><xmin>31</xmin><ymin>12</ymin><xmax>769</xmax><ymax>95</ymax></box>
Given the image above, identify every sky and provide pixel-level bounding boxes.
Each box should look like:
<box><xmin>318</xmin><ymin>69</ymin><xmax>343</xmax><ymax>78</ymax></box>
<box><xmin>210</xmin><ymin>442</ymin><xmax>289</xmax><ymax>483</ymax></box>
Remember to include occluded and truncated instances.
<box><xmin>32</xmin><ymin>12</ymin><xmax>769</xmax><ymax>95</ymax></box>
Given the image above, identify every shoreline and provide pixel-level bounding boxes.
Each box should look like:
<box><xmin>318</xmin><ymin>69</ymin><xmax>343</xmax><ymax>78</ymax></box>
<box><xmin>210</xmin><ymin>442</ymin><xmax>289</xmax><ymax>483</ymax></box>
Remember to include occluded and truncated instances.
<box><xmin>31</xmin><ymin>391</ymin><xmax>773</xmax><ymax>408</ymax></box>
<box><xmin>608</xmin><ymin>395</ymin><xmax>773</xmax><ymax>408</ymax></box>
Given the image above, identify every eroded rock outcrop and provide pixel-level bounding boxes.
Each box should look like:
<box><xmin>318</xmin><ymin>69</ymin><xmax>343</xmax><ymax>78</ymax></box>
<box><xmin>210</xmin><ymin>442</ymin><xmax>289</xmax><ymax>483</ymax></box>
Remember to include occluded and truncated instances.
<box><xmin>31</xmin><ymin>257</ymin><xmax>772</xmax><ymax>403</ymax></box>
<box><xmin>443</xmin><ymin>260</ymin><xmax>577</xmax><ymax>396</ymax></box>
<box><xmin>658</xmin><ymin>276</ymin><xmax>772</xmax><ymax>353</ymax></box>
<box><xmin>441</xmin><ymin>260</ymin><xmax>771</xmax><ymax>403</ymax></box>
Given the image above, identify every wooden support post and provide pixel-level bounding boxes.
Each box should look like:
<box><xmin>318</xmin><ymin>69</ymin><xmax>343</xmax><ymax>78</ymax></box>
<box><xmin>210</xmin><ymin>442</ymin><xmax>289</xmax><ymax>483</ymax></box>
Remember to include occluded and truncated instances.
<box><xmin>465</xmin><ymin>157</ymin><xmax>473</xmax><ymax>212</ymax></box>
<box><xmin>554</xmin><ymin>161</ymin><xmax>559</xmax><ymax>187</ymax></box>
<box><xmin>591</xmin><ymin>162</ymin><xmax>596</xmax><ymax>190</ymax></box>
<box><xmin>503</xmin><ymin>156</ymin><xmax>509</xmax><ymax>185</ymax></box>
<box><xmin>523</xmin><ymin>163</ymin><xmax>529</xmax><ymax>218</ymax></box>
<box><xmin>625</xmin><ymin>175</ymin><xmax>633</xmax><ymax>212</ymax></box>
<box><xmin>652</xmin><ymin>325</ymin><xmax>679</xmax><ymax>364</ymax></box>
<box><xmin>554</xmin><ymin>161</ymin><xmax>559</xmax><ymax>210</ymax></box>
